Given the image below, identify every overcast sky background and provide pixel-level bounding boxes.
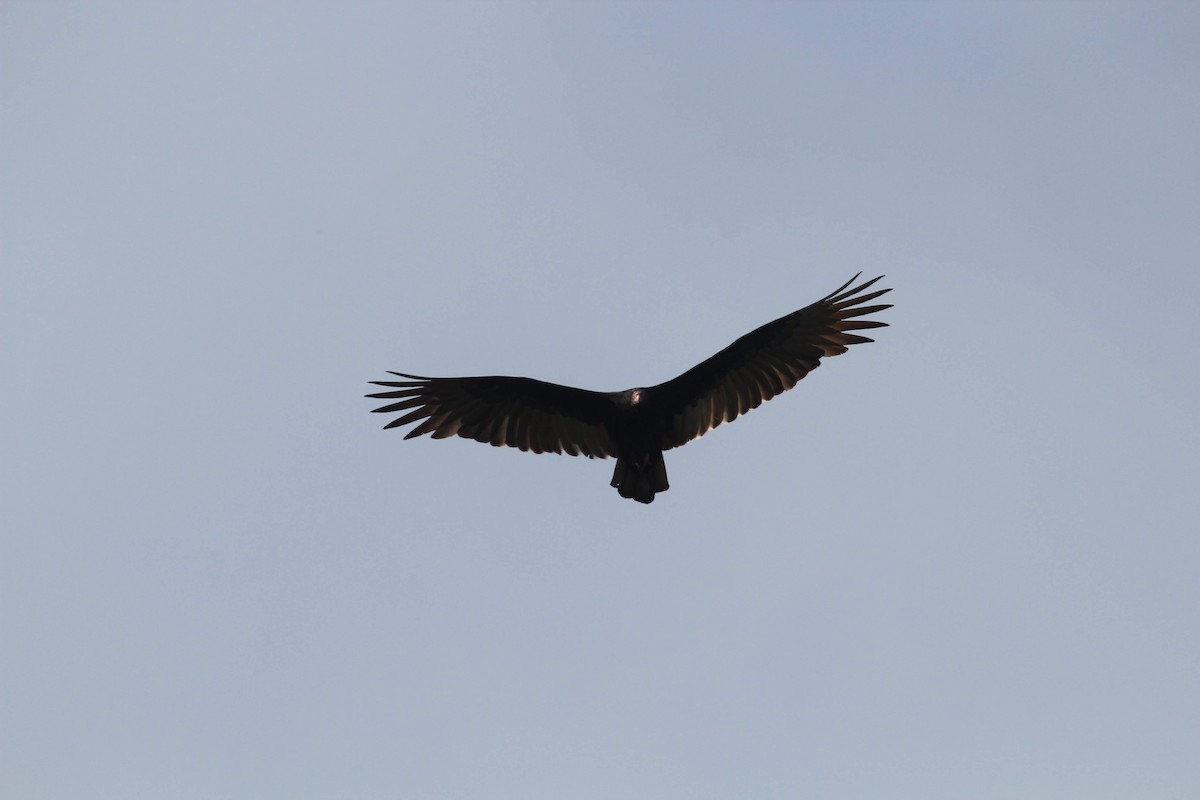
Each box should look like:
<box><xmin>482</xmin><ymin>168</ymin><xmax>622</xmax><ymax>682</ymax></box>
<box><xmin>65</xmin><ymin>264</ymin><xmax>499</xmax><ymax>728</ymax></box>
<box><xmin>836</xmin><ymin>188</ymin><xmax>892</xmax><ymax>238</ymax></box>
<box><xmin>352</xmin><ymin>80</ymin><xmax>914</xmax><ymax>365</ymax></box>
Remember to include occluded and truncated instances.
<box><xmin>3</xmin><ymin>2</ymin><xmax>1199</xmax><ymax>798</ymax></box>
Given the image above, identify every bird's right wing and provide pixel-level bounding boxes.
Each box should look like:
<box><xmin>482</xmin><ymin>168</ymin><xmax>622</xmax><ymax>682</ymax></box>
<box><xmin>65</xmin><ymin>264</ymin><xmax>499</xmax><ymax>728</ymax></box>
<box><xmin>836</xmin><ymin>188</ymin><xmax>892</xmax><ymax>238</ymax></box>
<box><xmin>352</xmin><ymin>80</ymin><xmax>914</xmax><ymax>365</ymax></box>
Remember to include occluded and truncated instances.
<box><xmin>367</xmin><ymin>374</ymin><xmax>618</xmax><ymax>458</ymax></box>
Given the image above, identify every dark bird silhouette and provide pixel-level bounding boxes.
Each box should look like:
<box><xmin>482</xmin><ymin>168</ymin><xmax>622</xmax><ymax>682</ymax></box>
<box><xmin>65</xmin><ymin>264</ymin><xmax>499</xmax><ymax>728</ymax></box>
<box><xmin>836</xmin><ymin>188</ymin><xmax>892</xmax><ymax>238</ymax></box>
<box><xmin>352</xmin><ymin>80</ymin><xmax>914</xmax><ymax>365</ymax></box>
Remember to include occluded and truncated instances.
<box><xmin>368</xmin><ymin>274</ymin><xmax>891</xmax><ymax>503</ymax></box>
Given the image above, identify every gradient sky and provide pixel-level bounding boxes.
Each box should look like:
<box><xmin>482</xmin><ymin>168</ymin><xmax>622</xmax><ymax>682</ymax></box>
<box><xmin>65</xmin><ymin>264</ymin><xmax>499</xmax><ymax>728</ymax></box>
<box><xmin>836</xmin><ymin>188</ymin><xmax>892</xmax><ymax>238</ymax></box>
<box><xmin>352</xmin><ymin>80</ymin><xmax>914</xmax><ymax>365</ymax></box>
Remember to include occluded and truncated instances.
<box><xmin>3</xmin><ymin>3</ymin><xmax>1198</xmax><ymax>798</ymax></box>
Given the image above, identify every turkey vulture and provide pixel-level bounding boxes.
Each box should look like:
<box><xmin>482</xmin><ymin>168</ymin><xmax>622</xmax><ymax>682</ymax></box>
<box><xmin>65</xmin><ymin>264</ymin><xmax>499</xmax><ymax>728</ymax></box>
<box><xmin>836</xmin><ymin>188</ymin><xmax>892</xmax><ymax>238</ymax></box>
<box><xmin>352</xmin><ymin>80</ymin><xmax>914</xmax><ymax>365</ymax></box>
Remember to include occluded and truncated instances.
<box><xmin>368</xmin><ymin>273</ymin><xmax>891</xmax><ymax>503</ymax></box>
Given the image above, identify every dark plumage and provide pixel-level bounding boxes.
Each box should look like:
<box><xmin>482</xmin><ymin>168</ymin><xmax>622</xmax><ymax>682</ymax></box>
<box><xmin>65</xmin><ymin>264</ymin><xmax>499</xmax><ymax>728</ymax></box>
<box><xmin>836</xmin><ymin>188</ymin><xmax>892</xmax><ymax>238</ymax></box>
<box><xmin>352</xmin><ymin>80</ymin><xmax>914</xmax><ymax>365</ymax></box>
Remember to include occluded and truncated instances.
<box><xmin>368</xmin><ymin>273</ymin><xmax>891</xmax><ymax>503</ymax></box>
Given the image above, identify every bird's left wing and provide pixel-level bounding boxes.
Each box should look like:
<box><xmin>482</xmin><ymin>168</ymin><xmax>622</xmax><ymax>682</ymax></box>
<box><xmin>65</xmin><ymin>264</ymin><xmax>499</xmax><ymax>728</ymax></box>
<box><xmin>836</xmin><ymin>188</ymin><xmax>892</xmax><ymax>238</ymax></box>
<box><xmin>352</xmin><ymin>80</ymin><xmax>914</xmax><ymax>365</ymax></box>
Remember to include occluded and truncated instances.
<box><xmin>367</xmin><ymin>374</ymin><xmax>618</xmax><ymax>458</ymax></box>
<box><xmin>652</xmin><ymin>273</ymin><xmax>892</xmax><ymax>450</ymax></box>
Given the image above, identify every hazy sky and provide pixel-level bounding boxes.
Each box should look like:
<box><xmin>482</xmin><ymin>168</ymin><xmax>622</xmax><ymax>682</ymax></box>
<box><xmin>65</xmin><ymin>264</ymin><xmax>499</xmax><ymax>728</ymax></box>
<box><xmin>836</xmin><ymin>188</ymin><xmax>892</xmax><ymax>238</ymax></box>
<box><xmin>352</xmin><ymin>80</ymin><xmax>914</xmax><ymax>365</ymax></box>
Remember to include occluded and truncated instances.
<box><xmin>3</xmin><ymin>2</ymin><xmax>1198</xmax><ymax>798</ymax></box>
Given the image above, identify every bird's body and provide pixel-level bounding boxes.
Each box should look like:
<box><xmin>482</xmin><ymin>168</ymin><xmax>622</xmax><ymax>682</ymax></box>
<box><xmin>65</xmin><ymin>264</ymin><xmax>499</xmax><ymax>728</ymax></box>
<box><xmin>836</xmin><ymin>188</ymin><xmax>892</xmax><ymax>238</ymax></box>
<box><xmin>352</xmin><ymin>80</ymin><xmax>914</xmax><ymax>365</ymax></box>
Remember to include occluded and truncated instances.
<box><xmin>368</xmin><ymin>274</ymin><xmax>891</xmax><ymax>503</ymax></box>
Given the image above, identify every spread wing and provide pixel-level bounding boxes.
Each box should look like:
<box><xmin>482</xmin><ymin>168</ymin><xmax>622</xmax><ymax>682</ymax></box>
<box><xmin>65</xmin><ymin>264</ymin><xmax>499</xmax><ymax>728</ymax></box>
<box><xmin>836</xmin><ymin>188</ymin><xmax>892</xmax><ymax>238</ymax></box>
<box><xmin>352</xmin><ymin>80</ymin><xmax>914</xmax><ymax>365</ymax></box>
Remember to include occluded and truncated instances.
<box><xmin>653</xmin><ymin>273</ymin><xmax>891</xmax><ymax>450</ymax></box>
<box><xmin>367</xmin><ymin>374</ymin><xmax>618</xmax><ymax>458</ymax></box>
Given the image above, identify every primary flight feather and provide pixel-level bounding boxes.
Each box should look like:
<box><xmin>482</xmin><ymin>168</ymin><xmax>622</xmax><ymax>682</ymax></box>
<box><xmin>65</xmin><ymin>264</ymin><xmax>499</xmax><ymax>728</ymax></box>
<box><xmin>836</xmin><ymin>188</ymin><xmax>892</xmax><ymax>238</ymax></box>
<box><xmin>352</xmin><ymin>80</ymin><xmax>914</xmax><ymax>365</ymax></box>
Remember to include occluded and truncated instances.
<box><xmin>368</xmin><ymin>273</ymin><xmax>891</xmax><ymax>503</ymax></box>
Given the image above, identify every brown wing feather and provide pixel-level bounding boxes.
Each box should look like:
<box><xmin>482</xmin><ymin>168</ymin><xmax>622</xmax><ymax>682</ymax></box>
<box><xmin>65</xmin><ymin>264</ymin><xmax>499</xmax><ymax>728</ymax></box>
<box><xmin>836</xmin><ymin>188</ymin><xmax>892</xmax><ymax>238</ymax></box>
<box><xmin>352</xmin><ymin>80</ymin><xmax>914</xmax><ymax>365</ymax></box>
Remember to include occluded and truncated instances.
<box><xmin>367</xmin><ymin>374</ymin><xmax>618</xmax><ymax>458</ymax></box>
<box><xmin>653</xmin><ymin>273</ymin><xmax>891</xmax><ymax>449</ymax></box>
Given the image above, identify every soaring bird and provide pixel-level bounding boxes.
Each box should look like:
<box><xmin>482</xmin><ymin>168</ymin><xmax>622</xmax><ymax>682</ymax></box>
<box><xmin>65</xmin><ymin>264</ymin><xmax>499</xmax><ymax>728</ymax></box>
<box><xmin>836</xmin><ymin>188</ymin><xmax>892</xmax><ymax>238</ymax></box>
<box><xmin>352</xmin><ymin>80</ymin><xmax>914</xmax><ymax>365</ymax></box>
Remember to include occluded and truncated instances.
<box><xmin>368</xmin><ymin>274</ymin><xmax>891</xmax><ymax>503</ymax></box>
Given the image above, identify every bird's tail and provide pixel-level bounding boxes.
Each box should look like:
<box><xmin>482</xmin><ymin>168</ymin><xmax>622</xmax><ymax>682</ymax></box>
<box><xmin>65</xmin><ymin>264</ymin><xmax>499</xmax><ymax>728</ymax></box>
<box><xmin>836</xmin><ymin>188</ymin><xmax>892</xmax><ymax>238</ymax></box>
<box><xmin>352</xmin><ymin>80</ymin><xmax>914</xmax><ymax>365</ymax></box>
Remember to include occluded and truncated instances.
<box><xmin>610</xmin><ymin>452</ymin><xmax>669</xmax><ymax>504</ymax></box>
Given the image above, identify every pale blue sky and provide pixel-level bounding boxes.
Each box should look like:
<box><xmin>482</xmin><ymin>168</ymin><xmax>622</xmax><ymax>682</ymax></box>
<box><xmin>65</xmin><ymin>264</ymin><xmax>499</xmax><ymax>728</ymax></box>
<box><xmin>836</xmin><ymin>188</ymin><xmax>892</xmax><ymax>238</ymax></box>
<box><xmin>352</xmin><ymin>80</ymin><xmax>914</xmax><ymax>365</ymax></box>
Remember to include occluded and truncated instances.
<box><xmin>3</xmin><ymin>2</ymin><xmax>1198</xmax><ymax>798</ymax></box>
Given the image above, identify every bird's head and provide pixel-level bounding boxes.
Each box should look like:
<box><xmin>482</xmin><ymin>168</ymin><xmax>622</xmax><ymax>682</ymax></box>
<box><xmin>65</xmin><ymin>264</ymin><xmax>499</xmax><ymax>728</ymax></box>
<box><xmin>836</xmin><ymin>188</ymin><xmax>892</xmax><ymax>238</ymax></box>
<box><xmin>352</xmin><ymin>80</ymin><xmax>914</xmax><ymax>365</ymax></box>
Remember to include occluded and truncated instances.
<box><xmin>621</xmin><ymin>388</ymin><xmax>646</xmax><ymax>407</ymax></box>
